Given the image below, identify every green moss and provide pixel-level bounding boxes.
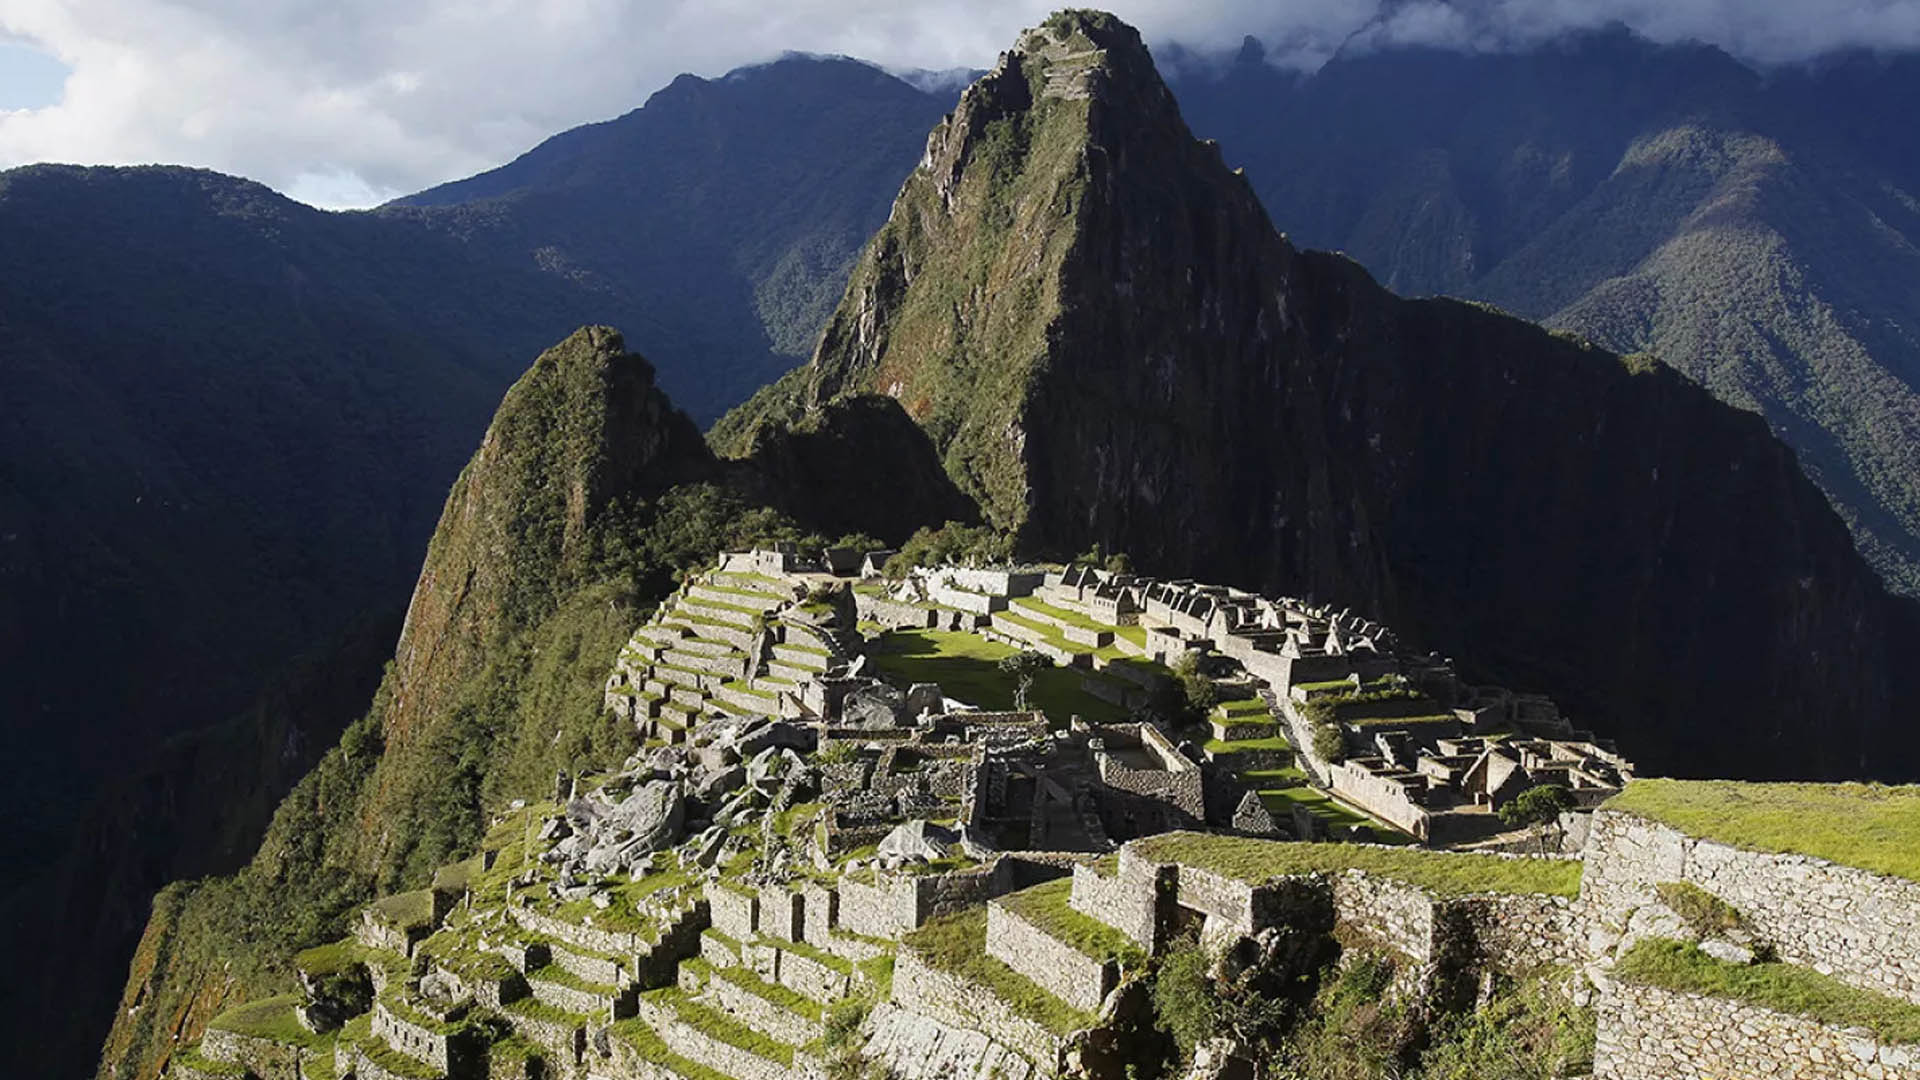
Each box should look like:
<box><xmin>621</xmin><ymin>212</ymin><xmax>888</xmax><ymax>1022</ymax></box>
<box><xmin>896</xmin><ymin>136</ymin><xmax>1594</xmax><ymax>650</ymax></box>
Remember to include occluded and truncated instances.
<box><xmin>903</xmin><ymin>908</ymin><xmax>1096</xmax><ymax>1035</ymax></box>
<box><xmin>1605</xmin><ymin>781</ymin><xmax>1920</xmax><ymax>882</ymax></box>
<box><xmin>1615</xmin><ymin>939</ymin><xmax>1920</xmax><ymax>1044</ymax></box>
<box><xmin>1130</xmin><ymin>833</ymin><xmax>1579</xmax><ymax>896</ymax></box>
<box><xmin>1654</xmin><ymin>881</ymin><xmax>1748</xmax><ymax>940</ymax></box>
<box><xmin>996</xmin><ymin>879</ymin><xmax>1146</xmax><ymax>966</ymax></box>
<box><xmin>208</xmin><ymin>994</ymin><xmax>328</xmax><ymax>1049</ymax></box>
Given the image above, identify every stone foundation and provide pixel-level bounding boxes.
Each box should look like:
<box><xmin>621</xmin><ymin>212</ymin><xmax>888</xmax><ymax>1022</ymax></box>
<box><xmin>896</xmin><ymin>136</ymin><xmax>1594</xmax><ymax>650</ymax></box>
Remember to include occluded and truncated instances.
<box><xmin>1594</xmin><ymin>978</ymin><xmax>1920</xmax><ymax>1080</ymax></box>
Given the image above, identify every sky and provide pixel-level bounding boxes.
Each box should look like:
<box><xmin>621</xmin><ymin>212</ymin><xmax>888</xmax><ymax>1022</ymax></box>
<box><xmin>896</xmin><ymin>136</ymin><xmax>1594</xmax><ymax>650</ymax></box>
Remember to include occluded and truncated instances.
<box><xmin>4</xmin><ymin>0</ymin><xmax>1920</xmax><ymax>210</ymax></box>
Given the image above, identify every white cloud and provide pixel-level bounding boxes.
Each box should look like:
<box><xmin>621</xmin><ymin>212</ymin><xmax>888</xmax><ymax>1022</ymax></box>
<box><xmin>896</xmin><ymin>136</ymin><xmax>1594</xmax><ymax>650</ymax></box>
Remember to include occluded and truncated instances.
<box><xmin>3</xmin><ymin>0</ymin><xmax>1919</xmax><ymax>210</ymax></box>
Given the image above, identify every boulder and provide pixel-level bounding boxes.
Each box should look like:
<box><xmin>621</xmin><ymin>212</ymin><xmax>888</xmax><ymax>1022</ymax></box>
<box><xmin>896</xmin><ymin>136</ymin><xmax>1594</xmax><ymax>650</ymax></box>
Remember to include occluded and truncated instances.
<box><xmin>877</xmin><ymin>820</ymin><xmax>958</xmax><ymax>864</ymax></box>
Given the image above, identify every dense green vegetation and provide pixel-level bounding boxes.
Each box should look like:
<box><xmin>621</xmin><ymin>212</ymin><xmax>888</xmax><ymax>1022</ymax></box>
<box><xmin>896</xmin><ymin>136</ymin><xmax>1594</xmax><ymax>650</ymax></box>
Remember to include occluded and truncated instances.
<box><xmin>1130</xmin><ymin>834</ymin><xmax>1581</xmax><ymax>897</ymax></box>
<box><xmin>1615</xmin><ymin>939</ymin><xmax>1920</xmax><ymax>1044</ymax></box>
<box><xmin>1606</xmin><ymin>780</ymin><xmax>1920</xmax><ymax>881</ymax></box>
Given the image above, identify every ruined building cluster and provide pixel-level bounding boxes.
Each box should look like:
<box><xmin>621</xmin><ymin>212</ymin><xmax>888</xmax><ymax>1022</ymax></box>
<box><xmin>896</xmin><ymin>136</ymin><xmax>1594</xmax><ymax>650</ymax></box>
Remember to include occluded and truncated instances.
<box><xmin>167</xmin><ymin>550</ymin><xmax>1920</xmax><ymax>1080</ymax></box>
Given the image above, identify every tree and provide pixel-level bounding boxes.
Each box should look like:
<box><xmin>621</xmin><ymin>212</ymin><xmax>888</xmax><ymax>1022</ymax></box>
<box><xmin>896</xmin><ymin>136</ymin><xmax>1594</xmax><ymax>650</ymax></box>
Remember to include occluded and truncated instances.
<box><xmin>1168</xmin><ymin>650</ymin><xmax>1219</xmax><ymax>720</ymax></box>
<box><xmin>997</xmin><ymin>650</ymin><xmax>1050</xmax><ymax>711</ymax></box>
<box><xmin>1499</xmin><ymin>784</ymin><xmax>1577</xmax><ymax>852</ymax></box>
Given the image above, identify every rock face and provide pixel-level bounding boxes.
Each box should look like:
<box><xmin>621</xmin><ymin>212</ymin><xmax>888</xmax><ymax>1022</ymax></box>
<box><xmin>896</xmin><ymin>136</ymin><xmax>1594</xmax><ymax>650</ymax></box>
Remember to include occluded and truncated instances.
<box><xmin>772</xmin><ymin>11</ymin><xmax>1920</xmax><ymax>781</ymax></box>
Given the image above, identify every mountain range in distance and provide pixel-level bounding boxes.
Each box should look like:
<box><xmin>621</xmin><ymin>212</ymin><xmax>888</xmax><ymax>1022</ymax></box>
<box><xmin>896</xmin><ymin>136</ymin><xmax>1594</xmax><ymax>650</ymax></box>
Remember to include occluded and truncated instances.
<box><xmin>8</xmin><ymin>19</ymin><xmax>1920</xmax><ymax>1079</ymax></box>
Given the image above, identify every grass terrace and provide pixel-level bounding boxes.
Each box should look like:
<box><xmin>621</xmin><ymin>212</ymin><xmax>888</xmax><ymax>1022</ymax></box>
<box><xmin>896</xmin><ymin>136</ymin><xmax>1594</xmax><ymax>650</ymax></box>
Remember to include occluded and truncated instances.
<box><xmin>338</xmin><ymin>1013</ymin><xmax>438</xmax><ymax>1080</ymax></box>
<box><xmin>1011</xmin><ymin>596</ymin><xmax>1114</xmax><ymax>633</ymax></box>
<box><xmin>866</xmin><ymin>628</ymin><xmax>1133</xmax><ymax>723</ymax></box>
<box><xmin>368</xmin><ymin>889</ymin><xmax>434</xmax><ymax>932</ymax></box>
<box><xmin>701</xmin><ymin>959</ymin><xmax>824</xmax><ymax>1020</ymax></box>
<box><xmin>646</xmin><ymin>985</ymin><xmax>797</xmax><ymax>1065</ymax></box>
<box><xmin>1130</xmin><ymin>833</ymin><xmax>1581</xmax><ymax>897</ymax></box>
<box><xmin>610</xmin><ymin>1017</ymin><xmax>734</xmax><ymax>1080</ymax></box>
<box><xmin>997</xmin><ymin>879</ymin><xmax>1147</xmax><ymax>967</ymax></box>
<box><xmin>1605</xmin><ymin>780</ymin><xmax>1920</xmax><ymax>882</ymax></box>
<box><xmin>1615</xmin><ymin>939</ymin><xmax>1920</xmax><ymax>1044</ymax></box>
<box><xmin>902</xmin><ymin>907</ymin><xmax>1096</xmax><ymax>1035</ymax></box>
<box><xmin>1214</xmin><ymin>698</ymin><xmax>1273</xmax><ymax>720</ymax></box>
<box><xmin>208</xmin><ymin>994</ymin><xmax>330</xmax><ymax>1049</ymax></box>
<box><xmin>293</xmin><ymin>939</ymin><xmax>373</xmax><ymax>979</ymax></box>
<box><xmin>172</xmin><ymin>1049</ymin><xmax>248</xmax><ymax>1077</ymax></box>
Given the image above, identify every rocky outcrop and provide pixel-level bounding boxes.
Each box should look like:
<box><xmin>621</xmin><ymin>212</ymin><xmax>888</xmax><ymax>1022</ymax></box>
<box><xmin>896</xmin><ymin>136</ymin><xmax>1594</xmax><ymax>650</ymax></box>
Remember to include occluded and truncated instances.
<box><xmin>778</xmin><ymin>11</ymin><xmax>1920</xmax><ymax>781</ymax></box>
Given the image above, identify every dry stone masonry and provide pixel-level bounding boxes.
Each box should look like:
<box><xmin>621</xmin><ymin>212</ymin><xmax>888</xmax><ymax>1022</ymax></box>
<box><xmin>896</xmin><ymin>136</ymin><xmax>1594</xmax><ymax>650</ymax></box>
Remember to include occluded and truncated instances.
<box><xmin>168</xmin><ymin>545</ymin><xmax>1919</xmax><ymax>1080</ymax></box>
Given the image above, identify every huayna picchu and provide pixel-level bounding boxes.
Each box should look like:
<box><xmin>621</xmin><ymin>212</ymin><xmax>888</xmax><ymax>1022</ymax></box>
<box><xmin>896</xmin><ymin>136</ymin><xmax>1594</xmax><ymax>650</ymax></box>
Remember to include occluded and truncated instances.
<box><xmin>98</xmin><ymin>11</ymin><xmax>1920</xmax><ymax>1080</ymax></box>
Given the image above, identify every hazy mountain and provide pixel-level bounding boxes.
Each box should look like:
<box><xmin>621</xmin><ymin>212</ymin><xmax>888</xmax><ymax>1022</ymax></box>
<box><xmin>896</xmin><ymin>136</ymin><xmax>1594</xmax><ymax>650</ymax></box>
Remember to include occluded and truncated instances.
<box><xmin>738</xmin><ymin>11</ymin><xmax>1920</xmax><ymax>784</ymax></box>
<box><xmin>1166</xmin><ymin>29</ymin><xmax>1920</xmax><ymax>594</ymax></box>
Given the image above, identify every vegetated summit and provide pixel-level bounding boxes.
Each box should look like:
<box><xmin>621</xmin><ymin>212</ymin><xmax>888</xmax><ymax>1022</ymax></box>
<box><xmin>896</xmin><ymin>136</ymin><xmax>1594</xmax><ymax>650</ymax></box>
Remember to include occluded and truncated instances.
<box><xmin>722</xmin><ymin>10</ymin><xmax>1920</xmax><ymax>783</ymax></box>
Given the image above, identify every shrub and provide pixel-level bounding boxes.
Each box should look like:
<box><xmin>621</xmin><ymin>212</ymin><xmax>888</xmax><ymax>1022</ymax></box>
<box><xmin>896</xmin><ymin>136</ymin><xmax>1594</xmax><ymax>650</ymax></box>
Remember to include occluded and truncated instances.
<box><xmin>1311</xmin><ymin>723</ymin><xmax>1345</xmax><ymax>763</ymax></box>
<box><xmin>1653</xmin><ymin>881</ymin><xmax>1747</xmax><ymax>940</ymax></box>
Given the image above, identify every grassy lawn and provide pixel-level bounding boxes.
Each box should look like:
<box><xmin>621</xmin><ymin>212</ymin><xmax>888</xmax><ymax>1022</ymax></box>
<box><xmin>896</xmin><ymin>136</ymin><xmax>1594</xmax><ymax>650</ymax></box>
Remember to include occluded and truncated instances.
<box><xmin>866</xmin><ymin>629</ymin><xmax>1132</xmax><ymax>722</ymax></box>
<box><xmin>1130</xmin><ymin>832</ymin><xmax>1581</xmax><ymax>896</ymax></box>
<box><xmin>1605</xmin><ymin>780</ymin><xmax>1920</xmax><ymax>882</ymax></box>
<box><xmin>903</xmin><ymin>907</ymin><xmax>1096</xmax><ymax>1034</ymax></box>
<box><xmin>210</xmin><ymin>994</ymin><xmax>330</xmax><ymax>1049</ymax></box>
<box><xmin>996</xmin><ymin>879</ymin><xmax>1146</xmax><ymax>966</ymax></box>
<box><xmin>1615</xmin><ymin>939</ymin><xmax>1920</xmax><ymax>1044</ymax></box>
<box><xmin>1214</xmin><ymin>698</ymin><xmax>1272</xmax><ymax>719</ymax></box>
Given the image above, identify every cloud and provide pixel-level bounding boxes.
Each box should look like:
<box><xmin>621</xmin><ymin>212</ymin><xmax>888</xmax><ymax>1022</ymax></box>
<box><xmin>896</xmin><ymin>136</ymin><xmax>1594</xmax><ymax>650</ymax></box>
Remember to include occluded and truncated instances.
<box><xmin>2</xmin><ymin>0</ymin><xmax>1918</xmax><ymax>209</ymax></box>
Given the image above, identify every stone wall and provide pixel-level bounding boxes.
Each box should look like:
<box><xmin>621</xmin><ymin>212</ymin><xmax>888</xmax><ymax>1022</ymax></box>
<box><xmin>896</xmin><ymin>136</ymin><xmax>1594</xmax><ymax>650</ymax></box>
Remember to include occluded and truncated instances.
<box><xmin>863</xmin><ymin>1000</ymin><xmax>1039</xmax><ymax>1080</ymax></box>
<box><xmin>704</xmin><ymin>975</ymin><xmax>821</xmax><ymax>1045</ymax></box>
<box><xmin>710</xmin><ymin>880</ymin><xmax>760</xmax><ymax>937</ymax></box>
<box><xmin>1583</xmin><ymin>811</ymin><xmax>1920</xmax><ymax>1004</ymax></box>
<box><xmin>893</xmin><ymin>948</ymin><xmax>1069</xmax><ymax>1073</ymax></box>
<box><xmin>1593</xmin><ymin>977</ymin><xmax>1920</xmax><ymax>1080</ymax></box>
<box><xmin>200</xmin><ymin>1028</ymin><xmax>305</xmax><ymax>1080</ymax></box>
<box><xmin>986</xmin><ymin>900</ymin><xmax>1116</xmax><ymax>1014</ymax></box>
<box><xmin>1443</xmin><ymin>893</ymin><xmax>1583</xmax><ymax>973</ymax></box>
<box><xmin>371</xmin><ymin>1000</ymin><xmax>478</xmax><ymax>1075</ymax></box>
<box><xmin>856</xmin><ymin>593</ymin><xmax>937</xmax><ymax>629</ymax></box>
<box><xmin>637</xmin><ymin>997</ymin><xmax>789</xmax><ymax>1080</ymax></box>
<box><xmin>550</xmin><ymin>941</ymin><xmax>626</xmax><ymax>987</ymax></box>
<box><xmin>839</xmin><ymin>875</ymin><xmax>911</xmax><ymax>940</ymax></box>
<box><xmin>1330</xmin><ymin>871</ymin><xmax>1437</xmax><ymax>962</ymax></box>
<box><xmin>758</xmin><ymin>886</ymin><xmax>804</xmax><ymax>941</ymax></box>
<box><xmin>1071</xmin><ymin>854</ymin><xmax>1165</xmax><ymax>949</ymax></box>
<box><xmin>1327</xmin><ymin>762</ymin><xmax>1432</xmax><ymax>840</ymax></box>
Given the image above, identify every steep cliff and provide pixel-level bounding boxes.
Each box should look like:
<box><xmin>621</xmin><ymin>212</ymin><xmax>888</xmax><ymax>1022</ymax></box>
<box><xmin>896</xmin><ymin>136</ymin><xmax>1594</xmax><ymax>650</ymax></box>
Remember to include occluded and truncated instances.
<box><xmin>773</xmin><ymin>12</ymin><xmax>1918</xmax><ymax>781</ymax></box>
<box><xmin>96</xmin><ymin>326</ymin><xmax>959</xmax><ymax>1080</ymax></box>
